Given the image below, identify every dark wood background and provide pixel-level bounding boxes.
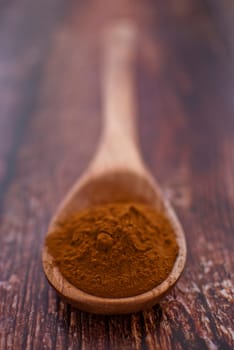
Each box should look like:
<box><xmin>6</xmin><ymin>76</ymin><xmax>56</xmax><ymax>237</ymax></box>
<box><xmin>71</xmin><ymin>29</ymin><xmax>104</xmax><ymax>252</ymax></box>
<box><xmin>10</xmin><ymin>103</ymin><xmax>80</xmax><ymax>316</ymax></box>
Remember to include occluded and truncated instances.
<box><xmin>0</xmin><ymin>0</ymin><xmax>233</xmax><ymax>349</ymax></box>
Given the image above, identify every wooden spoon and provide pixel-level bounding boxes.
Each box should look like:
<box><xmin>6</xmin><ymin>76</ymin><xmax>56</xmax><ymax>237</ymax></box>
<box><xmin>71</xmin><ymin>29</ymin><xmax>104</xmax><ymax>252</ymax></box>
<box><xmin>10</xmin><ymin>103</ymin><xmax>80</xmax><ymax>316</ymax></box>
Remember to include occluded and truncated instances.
<box><xmin>42</xmin><ymin>22</ymin><xmax>186</xmax><ymax>314</ymax></box>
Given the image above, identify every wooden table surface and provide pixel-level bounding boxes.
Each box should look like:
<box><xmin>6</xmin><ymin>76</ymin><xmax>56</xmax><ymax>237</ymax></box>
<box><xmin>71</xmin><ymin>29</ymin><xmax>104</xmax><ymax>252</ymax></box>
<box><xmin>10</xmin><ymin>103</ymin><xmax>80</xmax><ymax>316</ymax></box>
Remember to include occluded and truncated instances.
<box><xmin>0</xmin><ymin>0</ymin><xmax>233</xmax><ymax>349</ymax></box>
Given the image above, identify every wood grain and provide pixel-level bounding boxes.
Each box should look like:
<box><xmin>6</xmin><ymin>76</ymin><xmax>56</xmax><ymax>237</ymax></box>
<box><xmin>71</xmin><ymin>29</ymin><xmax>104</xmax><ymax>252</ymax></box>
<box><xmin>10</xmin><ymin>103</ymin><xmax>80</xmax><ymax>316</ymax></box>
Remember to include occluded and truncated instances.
<box><xmin>0</xmin><ymin>0</ymin><xmax>233</xmax><ymax>349</ymax></box>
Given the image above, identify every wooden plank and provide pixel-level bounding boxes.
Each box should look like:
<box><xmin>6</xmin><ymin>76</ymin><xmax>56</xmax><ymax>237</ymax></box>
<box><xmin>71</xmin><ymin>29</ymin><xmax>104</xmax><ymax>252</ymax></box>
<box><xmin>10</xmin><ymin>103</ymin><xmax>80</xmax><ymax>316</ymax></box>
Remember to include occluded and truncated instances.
<box><xmin>0</xmin><ymin>0</ymin><xmax>233</xmax><ymax>349</ymax></box>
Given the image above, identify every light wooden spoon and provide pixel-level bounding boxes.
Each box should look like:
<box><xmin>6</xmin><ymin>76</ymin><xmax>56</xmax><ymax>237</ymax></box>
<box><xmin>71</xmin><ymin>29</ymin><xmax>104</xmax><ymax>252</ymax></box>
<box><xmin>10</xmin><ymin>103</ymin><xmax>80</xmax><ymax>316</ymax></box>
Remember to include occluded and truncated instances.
<box><xmin>42</xmin><ymin>22</ymin><xmax>186</xmax><ymax>315</ymax></box>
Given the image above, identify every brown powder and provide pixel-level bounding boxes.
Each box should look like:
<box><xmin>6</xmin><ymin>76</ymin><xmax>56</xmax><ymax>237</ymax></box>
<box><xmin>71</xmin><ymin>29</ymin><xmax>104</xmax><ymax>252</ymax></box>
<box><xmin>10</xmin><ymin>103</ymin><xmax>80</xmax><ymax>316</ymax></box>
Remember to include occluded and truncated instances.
<box><xmin>46</xmin><ymin>202</ymin><xmax>178</xmax><ymax>298</ymax></box>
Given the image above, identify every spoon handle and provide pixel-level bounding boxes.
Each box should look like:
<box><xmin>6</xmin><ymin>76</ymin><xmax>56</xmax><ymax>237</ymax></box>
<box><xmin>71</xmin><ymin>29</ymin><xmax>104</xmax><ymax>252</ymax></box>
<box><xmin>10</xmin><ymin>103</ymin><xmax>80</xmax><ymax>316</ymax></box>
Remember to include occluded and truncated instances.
<box><xmin>96</xmin><ymin>22</ymin><xmax>143</xmax><ymax>169</ymax></box>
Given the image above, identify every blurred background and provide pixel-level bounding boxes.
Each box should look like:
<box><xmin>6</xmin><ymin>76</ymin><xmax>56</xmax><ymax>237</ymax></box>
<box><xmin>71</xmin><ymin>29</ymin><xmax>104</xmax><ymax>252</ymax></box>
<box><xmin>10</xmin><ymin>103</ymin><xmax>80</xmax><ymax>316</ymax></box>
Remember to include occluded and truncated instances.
<box><xmin>0</xmin><ymin>1</ymin><xmax>233</xmax><ymax>349</ymax></box>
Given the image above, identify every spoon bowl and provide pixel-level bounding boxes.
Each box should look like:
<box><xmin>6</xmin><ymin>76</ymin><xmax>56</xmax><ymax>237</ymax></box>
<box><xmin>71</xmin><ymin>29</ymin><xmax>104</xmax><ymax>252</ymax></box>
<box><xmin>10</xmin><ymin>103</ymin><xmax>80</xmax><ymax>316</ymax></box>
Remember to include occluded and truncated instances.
<box><xmin>42</xmin><ymin>22</ymin><xmax>186</xmax><ymax>314</ymax></box>
<box><xmin>43</xmin><ymin>168</ymin><xmax>186</xmax><ymax>314</ymax></box>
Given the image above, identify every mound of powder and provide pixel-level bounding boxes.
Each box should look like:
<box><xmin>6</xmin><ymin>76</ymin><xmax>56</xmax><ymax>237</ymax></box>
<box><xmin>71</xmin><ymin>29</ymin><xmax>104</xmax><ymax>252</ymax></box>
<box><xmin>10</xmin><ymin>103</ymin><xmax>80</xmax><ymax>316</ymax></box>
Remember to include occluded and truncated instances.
<box><xmin>46</xmin><ymin>202</ymin><xmax>178</xmax><ymax>298</ymax></box>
